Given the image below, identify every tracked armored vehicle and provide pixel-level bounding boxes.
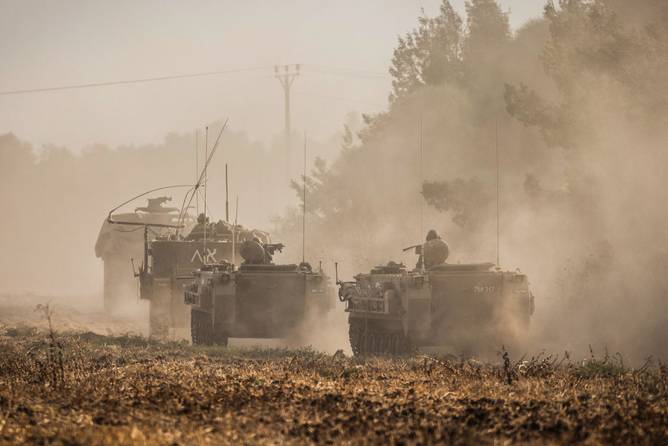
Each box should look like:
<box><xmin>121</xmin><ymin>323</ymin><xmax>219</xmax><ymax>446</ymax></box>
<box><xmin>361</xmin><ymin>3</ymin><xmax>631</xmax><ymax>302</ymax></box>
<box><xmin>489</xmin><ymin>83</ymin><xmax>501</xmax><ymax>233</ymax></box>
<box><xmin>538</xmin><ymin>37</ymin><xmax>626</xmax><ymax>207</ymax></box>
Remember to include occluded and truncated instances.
<box><xmin>184</xmin><ymin>240</ymin><xmax>333</xmax><ymax>345</ymax></box>
<box><xmin>338</xmin><ymin>240</ymin><xmax>534</xmax><ymax>356</ymax></box>
<box><xmin>95</xmin><ymin>197</ymin><xmax>192</xmax><ymax>314</ymax></box>
<box><xmin>137</xmin><ymin>215</ymin><xmax>270</xmax><ymax>340</ymax></box>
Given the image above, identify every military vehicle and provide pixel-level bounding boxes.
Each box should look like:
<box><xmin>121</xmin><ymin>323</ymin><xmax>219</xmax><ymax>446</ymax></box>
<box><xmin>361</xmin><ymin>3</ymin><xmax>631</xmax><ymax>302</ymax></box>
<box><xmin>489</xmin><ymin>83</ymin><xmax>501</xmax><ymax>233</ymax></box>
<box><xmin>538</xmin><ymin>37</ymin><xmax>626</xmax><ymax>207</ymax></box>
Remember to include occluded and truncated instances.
<box><xmin>102</xmin><ymin>120</ymin><xmax>252</xmax><ymax>338</ymax></box>
<box><xmin>137</xmin><ymin>214</ymin><xmax>270</xmax><ymax>340</ymax></box>
<box><xmin>337</xmin><ymin>238</ymin><xmax>534</xmax><ymax>356</ymax></box>
<box><xmin>183</xmin><ymin>239</ymin><xmax>333</xmax><ymax>345</ymax></box>
<box><xmin>95</xmin><ymin>197</ymin><xmax>193</xmax><ymax>315</ymax></box>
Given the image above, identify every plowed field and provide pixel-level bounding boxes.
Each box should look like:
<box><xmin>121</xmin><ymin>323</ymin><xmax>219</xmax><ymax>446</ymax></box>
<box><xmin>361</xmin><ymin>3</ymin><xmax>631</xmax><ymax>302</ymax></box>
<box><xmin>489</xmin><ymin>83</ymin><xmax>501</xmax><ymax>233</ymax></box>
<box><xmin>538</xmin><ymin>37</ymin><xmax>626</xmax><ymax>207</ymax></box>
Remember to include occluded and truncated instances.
<box><xmin>0</xmin><ymin>297</ymin><xmax>666</xmax><ymax>445</ymax></box>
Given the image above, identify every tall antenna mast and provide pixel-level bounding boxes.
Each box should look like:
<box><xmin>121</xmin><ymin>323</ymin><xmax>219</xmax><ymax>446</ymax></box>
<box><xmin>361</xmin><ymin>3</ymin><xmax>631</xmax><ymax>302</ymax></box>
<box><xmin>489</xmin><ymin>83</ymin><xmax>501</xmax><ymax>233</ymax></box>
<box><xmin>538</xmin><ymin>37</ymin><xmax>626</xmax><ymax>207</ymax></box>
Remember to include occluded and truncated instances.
<box><xmin>232</xmin><ymin>195</ymin><xmax>239</xmax><ymax>265</ymax></box>
<box><xmin>495</xmin><ymin>118</ymin><xmax>500</xmax><ymax>267</ymax></box>
<box><xmin>225</xmin><ymin>163</ymin><xmax>229</xmax><ymax>222</ymax></box>
<box><xmin>204</xmin><ymin>126</ymin><xmax>208</xmax><ymax>253</ymax></box>
<box><xmin>302</xmin><ymin>133</ymin><xmax>307</xmax><ymax>264</ymax></box>
<box><xmin>175</xmin><ymin>119</ymin><xmax>228</xmax><ymax>238</ymax></box>
<box><xmin>419</xmin><ymin>115</ymin><xmax>424</xmax><ymax>238</ymax></box>
<box><xmin>195</xmin><ymin>129</ymin><xmax>199</xmax><ymax>216</ymax></box>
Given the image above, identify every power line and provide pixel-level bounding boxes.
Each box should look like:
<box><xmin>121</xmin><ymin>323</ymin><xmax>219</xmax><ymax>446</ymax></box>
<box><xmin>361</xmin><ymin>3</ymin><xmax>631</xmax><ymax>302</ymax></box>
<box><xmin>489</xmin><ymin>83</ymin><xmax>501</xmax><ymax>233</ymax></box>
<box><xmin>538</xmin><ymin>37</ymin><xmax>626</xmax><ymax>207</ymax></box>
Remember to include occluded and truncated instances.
<box><xmin>0</xmin><ymin>66</ymin><xmax>271</xmax><ymax>96</ymax></box>
<box><xmin>302</xmin><ymin>64</ymin><xmax>389</xmax><ymax>80</ymax></box>
<box><xmin>0</xmin><ymin>64</ymin><xmax>391</xmax><ymax>97</ymax></box>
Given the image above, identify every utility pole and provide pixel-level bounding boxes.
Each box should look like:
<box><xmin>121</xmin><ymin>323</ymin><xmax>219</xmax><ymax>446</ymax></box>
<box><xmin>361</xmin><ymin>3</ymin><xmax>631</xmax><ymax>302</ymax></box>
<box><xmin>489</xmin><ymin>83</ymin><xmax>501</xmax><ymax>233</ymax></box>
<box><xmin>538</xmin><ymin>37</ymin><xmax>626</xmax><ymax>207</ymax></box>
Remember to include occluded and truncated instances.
<box><xmin>274</xmin><ymin>64</ymin><xmax>300</xmax><ymax>177</ymax></box>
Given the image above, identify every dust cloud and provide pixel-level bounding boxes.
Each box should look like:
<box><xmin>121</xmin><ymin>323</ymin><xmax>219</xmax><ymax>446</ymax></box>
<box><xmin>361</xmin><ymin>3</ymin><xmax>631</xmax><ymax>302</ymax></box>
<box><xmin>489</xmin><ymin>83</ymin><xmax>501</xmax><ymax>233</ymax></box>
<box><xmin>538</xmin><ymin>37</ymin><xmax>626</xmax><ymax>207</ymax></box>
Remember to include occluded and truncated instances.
<box><xmin>274</xmin><ymin>0</ymin><xmax>668</xmax><ymax>361</ymax></box>
<box><xmin>1</xmin><ymin>0</ymin><xmax>667</xmax><ymax>361</ymax></box>
<box><xmin>0</xmin><ymin>127</ymin><xmax>326</xmax><ymax>295</ymax></box>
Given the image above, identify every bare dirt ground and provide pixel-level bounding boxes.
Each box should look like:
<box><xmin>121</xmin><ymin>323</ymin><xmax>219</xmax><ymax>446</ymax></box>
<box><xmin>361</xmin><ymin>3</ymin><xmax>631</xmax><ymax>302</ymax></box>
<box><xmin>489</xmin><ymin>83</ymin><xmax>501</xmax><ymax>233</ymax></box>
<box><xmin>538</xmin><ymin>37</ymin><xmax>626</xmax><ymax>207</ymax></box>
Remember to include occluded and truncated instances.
<box><xmin>0</xmin><ymin>293</ymin><xmax>147</xmax><ymax>337</ymax></box>
<box><xmin>0</xmin><ymin>297</ymin><xmax>666</xmax><ymax>445</ymax></box>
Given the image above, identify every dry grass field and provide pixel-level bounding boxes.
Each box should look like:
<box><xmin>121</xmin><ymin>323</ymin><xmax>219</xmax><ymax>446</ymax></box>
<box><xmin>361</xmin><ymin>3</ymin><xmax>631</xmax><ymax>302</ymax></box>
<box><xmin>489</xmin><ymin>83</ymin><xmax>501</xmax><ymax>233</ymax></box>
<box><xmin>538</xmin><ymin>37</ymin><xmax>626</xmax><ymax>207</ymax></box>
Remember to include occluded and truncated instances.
<box><xmin>0</xmin><ymin>300</ymin><xmax>666</xmax><ymax>445</ymax></box>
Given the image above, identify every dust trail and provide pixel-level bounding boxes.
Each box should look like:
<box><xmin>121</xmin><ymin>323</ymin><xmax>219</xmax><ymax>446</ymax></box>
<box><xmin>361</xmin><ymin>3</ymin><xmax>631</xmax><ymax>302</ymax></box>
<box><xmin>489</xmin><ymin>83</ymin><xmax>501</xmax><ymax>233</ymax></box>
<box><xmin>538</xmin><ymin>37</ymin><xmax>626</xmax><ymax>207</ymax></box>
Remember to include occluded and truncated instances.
<box><xmin>273</xmin><ymin>0</ymin><xmax>668</xmax><ymax>362</ymax></box>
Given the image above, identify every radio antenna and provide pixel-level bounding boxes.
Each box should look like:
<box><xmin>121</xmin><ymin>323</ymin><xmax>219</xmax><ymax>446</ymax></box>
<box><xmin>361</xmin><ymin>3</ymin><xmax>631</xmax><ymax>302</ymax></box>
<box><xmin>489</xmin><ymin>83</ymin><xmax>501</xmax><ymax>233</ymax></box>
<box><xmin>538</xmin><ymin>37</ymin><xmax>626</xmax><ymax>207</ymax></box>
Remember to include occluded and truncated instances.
<box><xmin>225</xmin><ymin>163</ymin><xmax>229</xmax><ymax>222</ymax></box>
<box><xmin>195</xmin><ymin>130</ymin><xmax>199</xmax><ymax>215</ymax></box>
<box><xmin>495</xmin><ymin>118</ymin><xmax>500</xmax><ymax>267</ymax></box>
<box><xmin>302</xmin><ymin>133</ymin><xmax>307</xmax><ymax>264</ymax></box>
<box><xmin>107</xmin><ymin>184</ymin><xmax>192</xmax><ymax>224</ymax></box>
<box><xmin>204</xmin><ymin>126</ymin><xmax>209</xmax><ymax>253</ymax></box>
<box><xmin>176</xmin><ymin>118</ymin><xmax>229</xmax><ymax>236</ymax></box>
<box><xmin>232</xmin><ymin>195</ymin><xmax>239</xmax><ymax>265</ymax></box>
<box><xmin>419</xmin><ymin>115</ymin><xmax>424</xmax><ymax>239</ymax></box>
<box><xmin>235</xmin><ymin>195</ymin><xmax>239</xmax><ymax>225</ymax></box>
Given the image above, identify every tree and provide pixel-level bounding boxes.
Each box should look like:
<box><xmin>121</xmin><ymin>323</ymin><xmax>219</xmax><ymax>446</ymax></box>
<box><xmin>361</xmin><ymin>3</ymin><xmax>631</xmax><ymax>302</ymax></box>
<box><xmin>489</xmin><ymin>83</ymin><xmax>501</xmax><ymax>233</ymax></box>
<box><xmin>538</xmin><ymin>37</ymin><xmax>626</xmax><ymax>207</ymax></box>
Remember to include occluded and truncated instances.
<box><xmin>463</xmin><ymin>0</ymin><xmax>511</xmax><ymax>65</ymax></box>
<box><xmin>389</xmin><ymin>1</ymin><xmax>464</xmax><ymax>102</ymax></box>
<box><xmin>506</xmin><ymin>0</ymin><xmax>668</xmax><ymax>151</ymax></box>
<box><xmin>422</xmin><ymin>178</ymin><xmax>492</xmax><ymax>229</ymax></box>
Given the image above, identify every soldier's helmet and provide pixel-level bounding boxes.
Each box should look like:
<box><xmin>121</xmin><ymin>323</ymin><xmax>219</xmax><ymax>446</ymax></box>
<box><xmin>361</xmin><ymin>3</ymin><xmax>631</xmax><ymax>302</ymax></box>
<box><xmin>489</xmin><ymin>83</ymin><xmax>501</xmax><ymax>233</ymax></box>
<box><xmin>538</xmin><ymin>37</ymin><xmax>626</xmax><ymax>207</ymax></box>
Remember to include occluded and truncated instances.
<box><xmin>426</xmin><ymin>229</ymin><xmax>440</xmax><ymax>241</ymax></box>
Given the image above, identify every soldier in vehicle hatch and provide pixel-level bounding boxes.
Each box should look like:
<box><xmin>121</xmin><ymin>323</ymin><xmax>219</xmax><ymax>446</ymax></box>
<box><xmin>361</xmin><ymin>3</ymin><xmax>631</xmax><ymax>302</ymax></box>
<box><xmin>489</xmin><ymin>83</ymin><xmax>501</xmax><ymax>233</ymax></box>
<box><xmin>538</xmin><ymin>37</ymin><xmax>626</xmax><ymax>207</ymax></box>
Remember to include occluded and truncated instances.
<box><xmin>185</xmin><ymin>213</ymin><xmax>210</xmax><ymax>240</ymax></box>
<box><xmin>239</xmin><ymin>237</ymin><xmax>285</xmax><ymax>264</ymax></box>
<box><xmin>423</xmin><ymin>229</ymin><xmax>449</xmax><ymax>269</ymax></box>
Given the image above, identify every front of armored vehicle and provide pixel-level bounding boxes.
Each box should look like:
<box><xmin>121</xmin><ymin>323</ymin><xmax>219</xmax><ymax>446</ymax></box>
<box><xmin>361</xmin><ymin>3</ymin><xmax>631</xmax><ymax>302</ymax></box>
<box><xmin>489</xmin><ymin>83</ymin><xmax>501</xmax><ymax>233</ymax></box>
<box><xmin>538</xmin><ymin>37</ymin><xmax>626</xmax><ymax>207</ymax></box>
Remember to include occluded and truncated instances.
<box><xmin>338</xmin><ymin>262</ymin><xmax>421</xmax><ymax>356</ymax></box>
<box><xmin>146</xmin><ymin>218</ymin><xmax>271</xmax><ymax>341</ymax></box>
<box><xmin>339</xmin><ymin>262</ymin><xmax>406</xmax><ymax>316</ymax></box>
<box><xmin>191</xmin><ymin>242</ymin><xmax>332</xmax><ymax>341</ymax></box>
<box><xmin>184</xmin><ymin>263</ymin><xmax>235</xmax><ymax>345</ymax></box>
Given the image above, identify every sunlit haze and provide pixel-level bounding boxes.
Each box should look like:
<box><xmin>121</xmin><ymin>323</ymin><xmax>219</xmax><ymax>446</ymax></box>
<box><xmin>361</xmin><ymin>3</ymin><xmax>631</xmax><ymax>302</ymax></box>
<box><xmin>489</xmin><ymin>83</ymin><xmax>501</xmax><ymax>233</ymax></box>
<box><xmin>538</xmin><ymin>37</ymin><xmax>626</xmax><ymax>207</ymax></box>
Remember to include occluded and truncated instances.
<box><xmin>0</xmin><ymin>0</ymin><xmax>543</xmax><ymax>150</ymax></box>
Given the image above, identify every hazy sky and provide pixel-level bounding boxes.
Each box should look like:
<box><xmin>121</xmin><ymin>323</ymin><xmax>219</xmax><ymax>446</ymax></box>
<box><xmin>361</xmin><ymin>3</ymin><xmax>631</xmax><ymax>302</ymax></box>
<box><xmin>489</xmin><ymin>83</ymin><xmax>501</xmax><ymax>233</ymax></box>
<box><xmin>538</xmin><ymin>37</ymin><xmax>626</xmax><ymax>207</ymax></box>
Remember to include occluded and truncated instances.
<box><xmin>0</xmin><ymin>0</ymin><xmax>544</xmax><ymax>151</ymax></box>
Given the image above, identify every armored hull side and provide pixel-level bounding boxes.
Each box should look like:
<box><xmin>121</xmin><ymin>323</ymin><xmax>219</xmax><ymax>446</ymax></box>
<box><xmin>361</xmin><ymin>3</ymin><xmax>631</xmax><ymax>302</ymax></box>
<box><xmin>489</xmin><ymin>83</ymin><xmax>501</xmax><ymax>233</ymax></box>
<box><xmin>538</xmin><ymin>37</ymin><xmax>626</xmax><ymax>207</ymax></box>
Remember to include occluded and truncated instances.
<box><xmin>342</xmin><ymin>263</ymin><xmax>534</xmax><ymax>356</ymax></box>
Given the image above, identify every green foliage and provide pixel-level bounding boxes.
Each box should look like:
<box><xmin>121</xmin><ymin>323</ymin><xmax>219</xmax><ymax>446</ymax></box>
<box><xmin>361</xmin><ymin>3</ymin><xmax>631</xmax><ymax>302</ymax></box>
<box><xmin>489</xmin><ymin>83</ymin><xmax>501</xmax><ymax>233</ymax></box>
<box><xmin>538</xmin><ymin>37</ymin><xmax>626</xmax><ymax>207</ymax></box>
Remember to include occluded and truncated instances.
<box><xmin>463</xmin><ymin>0</ymin><xmax>511</xmax><ymax>62</ymax></box>
<box><xmin>574</xmin><ymin>347</ymin><xmax>627</xmax><ymax>378</ymax></box>
<box><xmin>277</xmin><ymin>4</ymin><xmax>668</xmax><ymax>364</ymax></box>
<box><xmin>575</xmin><ymin>358</ymin><xmax>626</xmax><ymax>378</ymax></box>
<box><xmin>278</xmin><ymin>0</ymin><xmax>546</xmax><ymax>265</ymax></box>
<box><xmin>389</xmin><ymin>1</ymin><xmax>464</xmax><ymax>102</ymax></box>
<box><xmin>507</xmin><ymin>0</ymin><xmax>668</xmax><ymax>150</ymax></box>
<box><xmin>422</xmin><ymin>178</ymin><xmax>492</xmax><ymax>229</ymax></box>
<box><xmin>388</xmin><ymin>0</ymin><xmax>513</xmax><ymax>104</ymax></box>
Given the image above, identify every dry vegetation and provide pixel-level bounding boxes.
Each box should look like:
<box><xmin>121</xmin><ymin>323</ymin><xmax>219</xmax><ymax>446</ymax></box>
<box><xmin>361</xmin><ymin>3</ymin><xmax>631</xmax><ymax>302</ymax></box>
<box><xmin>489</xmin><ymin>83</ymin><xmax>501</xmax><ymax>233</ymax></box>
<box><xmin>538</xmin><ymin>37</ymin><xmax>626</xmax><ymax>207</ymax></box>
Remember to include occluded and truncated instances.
<box><xmin>0</xmin><ymin>322</ymin><xmax>666</xmax><ymax>445</ymax></box>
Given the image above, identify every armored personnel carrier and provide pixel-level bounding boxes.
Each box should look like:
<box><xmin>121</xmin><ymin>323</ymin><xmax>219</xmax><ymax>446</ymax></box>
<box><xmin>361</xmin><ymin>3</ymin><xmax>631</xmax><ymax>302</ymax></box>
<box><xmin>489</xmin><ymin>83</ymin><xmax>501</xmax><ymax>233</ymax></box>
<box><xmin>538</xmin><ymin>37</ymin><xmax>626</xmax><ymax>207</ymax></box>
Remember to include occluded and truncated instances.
<box><xmin>184</xmin><ymin>240</ymin><xmax>333</xmax><ymax>345</ymax></box>
<box><xmin>137</xmin><ymin>214</ymin><xmax>270</xmax><ymax>340</ymax></box>
<box><xmin>338</xmin><ymin>237</ymin><xmax>534</xmax><ymax>356</ymax></box>
<box><xmin>95</xmin><ymin>197</ymin><xmax>192</xmax><ymax>314</ymax></box>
